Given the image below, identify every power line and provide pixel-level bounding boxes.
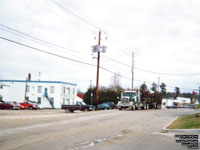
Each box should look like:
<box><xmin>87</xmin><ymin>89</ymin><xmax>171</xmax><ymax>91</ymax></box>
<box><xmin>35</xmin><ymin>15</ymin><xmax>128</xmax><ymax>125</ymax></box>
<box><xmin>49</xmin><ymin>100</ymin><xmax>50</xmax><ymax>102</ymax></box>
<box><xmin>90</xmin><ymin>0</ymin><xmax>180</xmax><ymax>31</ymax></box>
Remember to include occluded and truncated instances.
<box><xmin>0</xmin><ymin>24</ymin><xmax>132</xmax><ymax>76</ymax></box>
<box><xmin>0</xmin><ymin>26</ymin><xmax>93</xmax><ymax>61</ymax></box>
<box><xmin>35</xmin><ymin>0</ymin><xmax>132</xmax><ymax>58</ymax></box>
<box><xmin>134</xmin><ymin>67</ymin><xmax>200</xmax><ymax>76</ymax></box>
<box><xmin>0</xmin><ymin>24</ymin><xmax>131</xmax><ymax>75</ymax></box>
<box><xmin>0</xmin><ymin>36</ymin><xmax>195</xmax><ymax>91</ymax></box>
<box><xmin>0</xmin><ymin>36</ymin><xmax>96</xmax><ymax>67</ymax></box>
<box><xmin>31</xmin><ymin>0</ymin><xmax>98</xmax><ymax>35</ymax></box>
<box><xmin>50</xmin><ymin>0</ymin><xmax>106</xmax><ymax>34</ymax></box>
<box><xmin>45</xmin><ymin>1</ymin><xmax>200</xmax><ymax>76</ymax></box>
<box><xmin>0</xmin><ymin>24</ymin><xmax>90</xmax><ymax>56</ymax></box>
<box><xmin>2</xmin><ymin>24</ymin><xmax>199</xmax><ymax>77</ymax></box>
<box><xmin>0</xmin><ymin>36</ymin><xmax>133</xmax><ymax>82</ymax></box>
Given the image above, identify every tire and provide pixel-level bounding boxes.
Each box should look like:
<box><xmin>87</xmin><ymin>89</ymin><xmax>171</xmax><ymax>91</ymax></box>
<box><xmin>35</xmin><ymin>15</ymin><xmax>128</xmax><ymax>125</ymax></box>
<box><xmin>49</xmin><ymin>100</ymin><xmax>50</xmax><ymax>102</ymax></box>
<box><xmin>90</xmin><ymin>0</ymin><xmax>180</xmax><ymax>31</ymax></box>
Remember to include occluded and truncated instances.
<box><xmin>84</xmin><ymin>108</ymin><xmax>88</xmax><ymax>112</ymax></box>
<box><xmin>29</xmin><ymin>107</ymin><xmax>33</xmax><ymax>110</ymax></box>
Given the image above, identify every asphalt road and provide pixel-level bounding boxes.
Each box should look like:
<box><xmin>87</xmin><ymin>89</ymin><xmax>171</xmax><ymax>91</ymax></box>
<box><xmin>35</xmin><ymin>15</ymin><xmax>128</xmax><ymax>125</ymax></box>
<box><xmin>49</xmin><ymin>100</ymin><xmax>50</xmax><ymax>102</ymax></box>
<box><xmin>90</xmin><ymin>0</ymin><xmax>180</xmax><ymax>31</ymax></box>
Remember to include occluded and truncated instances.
<box><xmin>0</xmin><ymin>108</ymin><xmax>199</xmax><ymax>150</ymax></box>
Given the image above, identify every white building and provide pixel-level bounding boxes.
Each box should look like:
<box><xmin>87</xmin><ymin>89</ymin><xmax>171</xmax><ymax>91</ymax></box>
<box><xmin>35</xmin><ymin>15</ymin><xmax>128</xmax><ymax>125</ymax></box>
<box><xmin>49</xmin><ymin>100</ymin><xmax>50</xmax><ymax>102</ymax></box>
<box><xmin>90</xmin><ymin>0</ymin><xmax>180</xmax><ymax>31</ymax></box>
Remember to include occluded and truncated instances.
<box><xmin>162</xmin><ymin>97</ymin><xmax>192</xmax><ymax>109</ymax></box>
<box><xmin>0</xmin><ymin>80</ymin><xmax>78</xmax><ymax>108</ymax></box>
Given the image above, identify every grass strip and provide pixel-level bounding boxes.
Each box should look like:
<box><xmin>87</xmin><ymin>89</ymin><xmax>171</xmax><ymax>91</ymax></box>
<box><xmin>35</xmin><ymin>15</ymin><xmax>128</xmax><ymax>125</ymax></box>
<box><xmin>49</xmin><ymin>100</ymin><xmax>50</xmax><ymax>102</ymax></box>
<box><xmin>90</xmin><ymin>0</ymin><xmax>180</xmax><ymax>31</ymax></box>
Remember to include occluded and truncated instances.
<box><xmin>168</xmin><ymin>113</ymin><xmax>200</xmax><ymax>129</ymax></box>
<box><xmin>196</xmin><ymin>104</ymin><xmax>200</xmax><ymax>109</ymax></box>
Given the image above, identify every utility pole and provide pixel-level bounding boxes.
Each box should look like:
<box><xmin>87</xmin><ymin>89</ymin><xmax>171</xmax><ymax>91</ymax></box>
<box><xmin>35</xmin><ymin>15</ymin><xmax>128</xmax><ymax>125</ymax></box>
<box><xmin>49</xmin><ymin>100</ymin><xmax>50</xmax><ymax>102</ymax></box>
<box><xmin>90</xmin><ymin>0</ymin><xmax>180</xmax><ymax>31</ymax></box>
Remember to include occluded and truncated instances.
<box><xmin>24</xmin><ymin>77</ymin><xmax>28</xmax><ymax>101</ymax></box>
<box><xmin>96</xmin><ymin>31</ymin><xmax>101</xmax><ymax>108</ymax></box>
<box><xmin>132</xmin><ymin>52</ymin><xmax>134</xmax><ymax>90</ymax></box>
<box><xmin>92</xmin><ymin>31</ymin><xmax>107</xmax><ymax>109</ymax></box>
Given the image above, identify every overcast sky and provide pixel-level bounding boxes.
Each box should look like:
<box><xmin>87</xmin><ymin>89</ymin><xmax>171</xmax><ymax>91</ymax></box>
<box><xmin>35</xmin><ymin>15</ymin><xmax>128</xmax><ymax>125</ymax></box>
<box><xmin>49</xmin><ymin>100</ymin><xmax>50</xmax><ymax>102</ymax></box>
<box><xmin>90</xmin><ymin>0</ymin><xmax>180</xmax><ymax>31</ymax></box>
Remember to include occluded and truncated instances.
<box><xmin>1</xmin><ymin>0</ymin><xmax>200</xmax><ymax>93</ymax></box>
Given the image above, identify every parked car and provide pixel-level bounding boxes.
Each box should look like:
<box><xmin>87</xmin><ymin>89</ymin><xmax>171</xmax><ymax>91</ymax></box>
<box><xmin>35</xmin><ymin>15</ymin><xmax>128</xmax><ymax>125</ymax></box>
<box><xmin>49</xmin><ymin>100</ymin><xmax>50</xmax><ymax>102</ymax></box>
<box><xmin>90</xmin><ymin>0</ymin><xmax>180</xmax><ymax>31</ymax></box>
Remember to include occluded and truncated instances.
<box><xmin>0</xmin><ymin>101</ymin><xmax>13</xmax><ymax>109</ymax></box>
<box><xmin>188</xmin><ymin>104</ymin><xmax>195</xmax><ymax>109</ymax></box>
<box><xmin>11</xmin><ymin>101</ymin><xmax>21</xmax><ymax>110</ymax></box>
<box><xmin>0</xmin><ymin>101</ymin><xmax>20</xmax><ymax>110</ymax></box>
<box><xmin>20</xmin><ymin>102</ymin><xmax>37</xmax><ymax>109</ymax></box>
<box><xmin>97</xmin><ymin>103</ymin><xmax>112</xmax><ymax>110</ymax></box>
<box><xmin>29</xmin><ymin>101</ymin><xmax>43</xmax><ymax>109</ymax></box>
<box><xmin>103</xmin><ymin>102</ymin><xmax>116</xmax><ymax>109</ymax></box>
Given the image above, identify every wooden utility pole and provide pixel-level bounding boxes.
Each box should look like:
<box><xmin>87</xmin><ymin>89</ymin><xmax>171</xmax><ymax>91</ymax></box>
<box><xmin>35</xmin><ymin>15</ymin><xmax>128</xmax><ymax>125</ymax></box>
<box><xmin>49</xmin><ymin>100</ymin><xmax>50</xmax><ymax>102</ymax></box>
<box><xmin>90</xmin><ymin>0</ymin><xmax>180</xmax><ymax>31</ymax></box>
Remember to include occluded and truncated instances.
<box><xmin>96</xmin><ymin>31</ymin><xmax>101</xmax><ymax>108</ymax></box>
<box><xmin>132</xmin><ymin>52</ymin><xmax>134</xmax><ymax>90</ymax></box>
<box><xmin>158</xmin><ymin>77</ymin><xmax>160</xmax><ymax>92</ymax></box>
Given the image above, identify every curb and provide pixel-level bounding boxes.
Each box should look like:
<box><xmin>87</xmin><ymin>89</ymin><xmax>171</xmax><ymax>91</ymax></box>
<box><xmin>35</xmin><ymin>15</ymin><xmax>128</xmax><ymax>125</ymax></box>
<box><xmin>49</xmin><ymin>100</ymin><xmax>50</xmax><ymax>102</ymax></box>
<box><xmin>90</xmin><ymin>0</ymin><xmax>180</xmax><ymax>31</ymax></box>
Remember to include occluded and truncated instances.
<box><xmin>163</xmin><ymin>116</ymin><xmax>200</xmax><ymax>133</ymax></box>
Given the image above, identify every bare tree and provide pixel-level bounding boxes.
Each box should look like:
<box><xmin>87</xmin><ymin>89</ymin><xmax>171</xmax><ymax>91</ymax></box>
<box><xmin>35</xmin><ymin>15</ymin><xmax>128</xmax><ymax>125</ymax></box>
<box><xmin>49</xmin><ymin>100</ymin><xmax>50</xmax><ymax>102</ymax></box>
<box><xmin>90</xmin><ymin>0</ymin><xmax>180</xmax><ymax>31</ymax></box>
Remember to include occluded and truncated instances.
<box><xmin>110</xmin><ymin>73</ymin><xmax>121</xmax><ymax>92</ymax></box>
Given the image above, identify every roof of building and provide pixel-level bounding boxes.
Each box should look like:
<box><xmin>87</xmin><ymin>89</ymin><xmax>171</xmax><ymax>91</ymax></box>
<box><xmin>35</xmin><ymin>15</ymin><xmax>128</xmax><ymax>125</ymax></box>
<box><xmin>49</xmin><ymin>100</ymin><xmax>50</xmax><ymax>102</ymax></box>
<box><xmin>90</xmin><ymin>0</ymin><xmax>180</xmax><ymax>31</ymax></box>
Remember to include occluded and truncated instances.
<box><xmin>77</xmin><ymin>93</ymin><xmax>84</xmax><ymax>99</ymax></box>
<box><xmin>0</xmin><ymin>80</ymin><xmax>77</xmax><ymax>86</ymax></box>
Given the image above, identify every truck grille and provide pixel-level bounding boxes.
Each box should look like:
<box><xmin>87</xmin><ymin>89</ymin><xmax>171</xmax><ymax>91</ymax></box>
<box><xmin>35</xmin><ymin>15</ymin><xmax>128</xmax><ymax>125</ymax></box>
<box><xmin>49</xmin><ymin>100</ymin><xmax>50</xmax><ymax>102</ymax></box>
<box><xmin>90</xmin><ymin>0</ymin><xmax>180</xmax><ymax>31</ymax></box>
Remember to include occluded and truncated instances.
<box><xmin>122</xmin><ymin>98</ymin><xmax>129</xmax><ymax>104</ymax></box>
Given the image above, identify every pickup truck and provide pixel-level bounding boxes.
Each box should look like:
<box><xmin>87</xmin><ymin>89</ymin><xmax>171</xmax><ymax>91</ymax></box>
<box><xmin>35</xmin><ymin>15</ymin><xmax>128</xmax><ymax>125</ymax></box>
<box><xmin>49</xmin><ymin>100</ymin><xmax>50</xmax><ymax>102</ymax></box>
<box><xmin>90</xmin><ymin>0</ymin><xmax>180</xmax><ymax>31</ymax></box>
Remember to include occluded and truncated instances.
<box><xmin>62</xmin><ymin>102</ymin><xmax>94</xmax><ymax>113</ymax></box>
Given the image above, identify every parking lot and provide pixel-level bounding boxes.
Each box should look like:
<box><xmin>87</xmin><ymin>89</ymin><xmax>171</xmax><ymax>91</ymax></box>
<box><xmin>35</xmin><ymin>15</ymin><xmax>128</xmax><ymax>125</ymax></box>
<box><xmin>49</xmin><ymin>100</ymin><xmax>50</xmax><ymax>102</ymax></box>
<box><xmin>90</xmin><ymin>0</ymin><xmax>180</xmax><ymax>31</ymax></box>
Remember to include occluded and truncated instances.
<box><xmin>0</xmin><ymin>108</ymin><xmax>200</xmax><ymax>150</ymax></box>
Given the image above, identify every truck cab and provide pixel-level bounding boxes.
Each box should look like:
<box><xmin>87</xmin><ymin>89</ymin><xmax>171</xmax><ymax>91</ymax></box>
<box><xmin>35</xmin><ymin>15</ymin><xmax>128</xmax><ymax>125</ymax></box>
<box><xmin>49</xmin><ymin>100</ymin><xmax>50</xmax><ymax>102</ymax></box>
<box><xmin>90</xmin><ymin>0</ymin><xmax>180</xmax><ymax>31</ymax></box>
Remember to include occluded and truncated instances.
<box><xmin>117</xmin><ymin>90</ymin><xmax>147</xmax><ymax>110</ymax></box>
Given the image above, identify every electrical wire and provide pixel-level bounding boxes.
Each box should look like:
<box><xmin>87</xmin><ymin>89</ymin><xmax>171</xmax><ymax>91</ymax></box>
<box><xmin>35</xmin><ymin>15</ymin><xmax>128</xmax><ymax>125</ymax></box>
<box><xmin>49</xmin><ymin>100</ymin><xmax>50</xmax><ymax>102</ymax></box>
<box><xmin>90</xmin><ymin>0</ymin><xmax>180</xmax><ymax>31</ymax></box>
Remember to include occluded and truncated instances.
<box><xmin>49</xmin><ymin>0</ymin><xmax>106</xmax><ymax>34</ymax></box>
<box><xmin>0</xmin><ymin>24</ymin><xmax>90</xmax><ymax>56</ymax></box>
<box><xmin>0</xmin><ymin>36</ymin><xmax>96</xmax><ymax>67</ymax></box>
<box><xmin>31</xmin><ymin>0</ymin><xmax>98</xmax><ymax>35</ymax></box>
<box><xmin>2</xmin><ymin>24</ymin><xmax>199</xmax><ymax>77</ymax></box>
<box><xmin>0</xmin><ymin>36</ymin><xmax>195</xmax><ymax>91</ymax></box>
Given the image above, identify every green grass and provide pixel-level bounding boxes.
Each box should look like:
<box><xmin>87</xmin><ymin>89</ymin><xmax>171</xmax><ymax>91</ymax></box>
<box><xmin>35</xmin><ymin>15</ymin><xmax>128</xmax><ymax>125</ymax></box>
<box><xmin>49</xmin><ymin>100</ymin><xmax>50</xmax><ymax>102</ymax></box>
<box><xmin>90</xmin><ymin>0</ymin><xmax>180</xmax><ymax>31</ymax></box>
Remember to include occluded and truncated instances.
<box><xmin>168</xmin><ymin>113</ymin><xmax>200</xmax><ymax>129</ymax></box>
<box><xmin>196</xmin><ymin>104</ymin><xmax>200</xmax><ymax>109</ymax></box>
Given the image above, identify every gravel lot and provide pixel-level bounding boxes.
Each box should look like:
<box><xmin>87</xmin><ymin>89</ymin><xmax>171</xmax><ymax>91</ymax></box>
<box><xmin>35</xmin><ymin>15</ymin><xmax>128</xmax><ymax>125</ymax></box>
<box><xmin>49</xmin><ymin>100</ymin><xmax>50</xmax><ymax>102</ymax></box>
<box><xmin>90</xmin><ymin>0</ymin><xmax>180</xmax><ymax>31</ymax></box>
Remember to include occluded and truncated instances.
<box><xmin>0</xmin><ymin>109</ymin><xmax>199</xmax><ymax>150</ymax></box>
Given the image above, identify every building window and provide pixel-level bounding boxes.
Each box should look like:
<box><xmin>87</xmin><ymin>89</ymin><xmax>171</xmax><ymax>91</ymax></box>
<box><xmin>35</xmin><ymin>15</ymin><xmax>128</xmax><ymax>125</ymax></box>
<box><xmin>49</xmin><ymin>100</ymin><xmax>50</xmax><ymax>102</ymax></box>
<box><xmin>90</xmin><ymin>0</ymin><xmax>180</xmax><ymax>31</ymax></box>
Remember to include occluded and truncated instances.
<box><xmin>38</xmin><ymin>86</ymin><xmax>42</xmax><ymax>93</ymax></box>
<box><xmin>50</xmin><ymin>86</ymin><xmax>55</xmax><ymax>94</ymax></box>
<box><xmin>26</xmin><ymin>85</ymin><xmax>29</xmax><ymax>92</ymax></box>
<box><xmin>63</xmin><ymin>98</ymin><xmax>65</xmax><ymax>105</ymax></box>
<box><xmin>25</xmin><ymin>97</ymin><xmax>29</xmax><ymax>100</ymax></box>
<box><xmin>67</xmin><ymin>88</ymin><xmax>70</xmax><ymax>94</ymax></box>
<box><xmin>67</xmin><ymin>98</ymin><xmax>70</xmax><ymax>104</ymax></box>
<box><xmin>38</xmin><ymin>97</ymin><xmax>41</xmax><ymax>104</ymax></box>
<box><xmin>63</xmin><ymin>87</ymin><xmax>65</xmax><ymax>94</ymax></box>
<box><xmin>73</xmin><ymin>88</ymin><xmax>75</xmax><ymax>94</ymax></box>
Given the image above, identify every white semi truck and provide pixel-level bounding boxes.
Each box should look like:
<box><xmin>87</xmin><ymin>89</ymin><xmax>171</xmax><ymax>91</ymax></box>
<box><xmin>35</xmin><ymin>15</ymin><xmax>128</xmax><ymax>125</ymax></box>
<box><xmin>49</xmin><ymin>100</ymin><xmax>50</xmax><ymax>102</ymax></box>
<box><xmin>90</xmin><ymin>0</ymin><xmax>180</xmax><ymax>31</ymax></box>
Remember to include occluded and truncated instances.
<box><xmin>117</xmin><ymin>90</ymin><xmax>162</xmax><ymax>110</ymax></box>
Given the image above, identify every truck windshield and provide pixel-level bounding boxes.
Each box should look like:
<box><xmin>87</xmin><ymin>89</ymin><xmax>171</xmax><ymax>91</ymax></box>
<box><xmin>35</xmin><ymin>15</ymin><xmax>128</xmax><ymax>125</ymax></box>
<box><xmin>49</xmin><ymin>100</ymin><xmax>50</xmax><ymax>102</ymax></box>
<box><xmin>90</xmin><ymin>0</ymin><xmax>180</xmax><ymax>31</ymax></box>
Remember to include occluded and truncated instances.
<box><xmin>122</xmin><ymin>92</ymin><xmax>136</xmax><ymax>97</ymax></box>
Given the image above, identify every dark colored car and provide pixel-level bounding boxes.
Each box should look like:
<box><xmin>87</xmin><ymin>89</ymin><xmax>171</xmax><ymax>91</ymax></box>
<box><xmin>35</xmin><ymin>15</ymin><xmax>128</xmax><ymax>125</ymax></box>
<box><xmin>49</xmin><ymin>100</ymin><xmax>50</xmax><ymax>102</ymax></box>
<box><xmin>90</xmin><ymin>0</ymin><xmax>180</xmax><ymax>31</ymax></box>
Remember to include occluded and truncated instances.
<box><xmin>188</xmin><ymin>104</ymin><xmax>195</xmax><ymax>109</ymax></box>
<box><xmin>97</xmin><ymin>103</ymin><xmax>112</xmax><ymax>110</ymax></box>
<box><xmin>62</xmin><ymin>101</ymin><xmax>95</xmax><ymax>113</ymax></box>
<box><xmin>103</xmin><ymin>102</ymin><xmax>116</xmax><ymax>109</ymax></box>
<box><xmin>0</xmin><ymin>101</ymin><xmax>13</xmax><ymax>109</ymax></box>
<box><xmin>0</xmin><ymin>101</ymin><xmax>20</xmax><ymax>110</ymax></box>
